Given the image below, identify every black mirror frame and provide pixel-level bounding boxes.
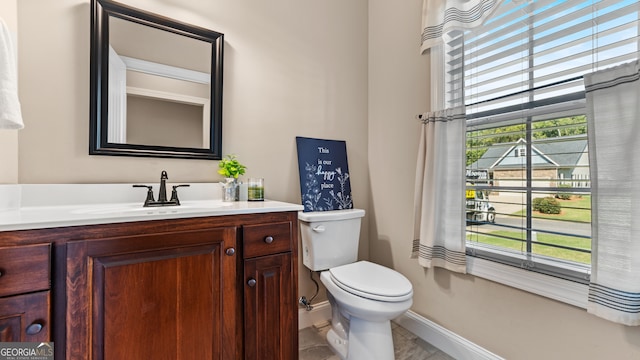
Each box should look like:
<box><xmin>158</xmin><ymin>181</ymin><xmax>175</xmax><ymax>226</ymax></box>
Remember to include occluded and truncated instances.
<box><xmin>89</xmin><ymin>0</ymin><xmax>224</xmax><ymax>160</ymax></box>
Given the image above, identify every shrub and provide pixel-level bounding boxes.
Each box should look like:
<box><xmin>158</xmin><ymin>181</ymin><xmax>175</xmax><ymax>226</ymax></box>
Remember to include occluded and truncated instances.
<box><xmin>555</xmin><ymin>184</ymin><xmax>572</xmax><ymax>200</ymax></box>
<box><xmin>534</xmin><ymin>197</ymin><xmax>561</xmax><ymax>214</ymax></box>
<box><xmin>532</xmin><ymin>197</ymin><xmax>543</xmax><ymax>212</ymax></box>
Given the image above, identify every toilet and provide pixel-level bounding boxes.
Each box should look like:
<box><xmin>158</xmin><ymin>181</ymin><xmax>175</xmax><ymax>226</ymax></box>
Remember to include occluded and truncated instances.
<box><xmin>298</xmin><ymin>209</ymin><xmax>413</xmax><ymax>360</ymax></box>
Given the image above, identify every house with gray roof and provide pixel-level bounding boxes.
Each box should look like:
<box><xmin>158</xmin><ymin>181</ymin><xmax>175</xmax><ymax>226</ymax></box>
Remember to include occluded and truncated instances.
<box><xmin>468</xmin><ymin>136</ymin><xmax>589</xmax><ymax>191</ymax></box>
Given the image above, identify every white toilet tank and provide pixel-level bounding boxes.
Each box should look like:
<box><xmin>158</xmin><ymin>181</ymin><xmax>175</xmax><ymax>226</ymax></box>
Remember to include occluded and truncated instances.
<box><xmin>298</xmin><ymin>209</ymin><xmax>365</xmax><ymax>271</ymax></box>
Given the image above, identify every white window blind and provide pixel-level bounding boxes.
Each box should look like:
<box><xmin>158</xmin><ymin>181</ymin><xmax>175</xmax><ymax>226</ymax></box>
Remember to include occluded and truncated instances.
<box><xmin>460</xmin><ymin>0</ymin><xmax>640</xmax><ymax>282</ymax></box>
<box><xmin>464</xmin><ymin>0</ymin><xmax>639</xmax><ymax>123</ymax></box>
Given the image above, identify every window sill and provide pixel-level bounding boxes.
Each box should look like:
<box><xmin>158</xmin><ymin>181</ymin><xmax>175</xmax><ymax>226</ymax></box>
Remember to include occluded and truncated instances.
<box><xmin>466</xmin><ymin>256</ymin><xmax>588</xmax><ymax>309</ymax></box>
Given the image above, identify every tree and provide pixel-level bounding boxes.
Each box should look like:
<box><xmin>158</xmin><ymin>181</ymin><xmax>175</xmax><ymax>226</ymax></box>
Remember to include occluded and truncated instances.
<box><xmin>466</xmin><ymin>115</ymin><xmax>587</xmax><ymax>166</ymax></box>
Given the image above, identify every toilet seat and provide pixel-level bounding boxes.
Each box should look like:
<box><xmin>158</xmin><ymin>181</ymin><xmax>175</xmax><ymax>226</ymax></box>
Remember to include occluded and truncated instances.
<box><xmin>329</xmin><ymin>261</ymin><xmax>413</xmax><ymax>302</ymax></box>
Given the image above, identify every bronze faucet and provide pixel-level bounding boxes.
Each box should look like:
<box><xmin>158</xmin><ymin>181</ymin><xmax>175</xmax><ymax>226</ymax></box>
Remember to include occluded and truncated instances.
<box><xmin>133</xmin><ymin>170</ymin><xmax>190</xmax><ymax>207</ymax></box>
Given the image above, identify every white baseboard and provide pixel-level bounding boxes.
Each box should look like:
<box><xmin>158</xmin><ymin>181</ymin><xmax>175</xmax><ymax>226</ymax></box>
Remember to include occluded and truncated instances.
<box><xmin>394</xmin><ymin>311</ymin><xmax>504</xmax><ymax>360</ymax></box>
<box><xmin>298</xmin><ymin>301</ymin><xmax>332</xmax><ymax>330</ymax></box>
<box><xmin>300</xmin><ymin>301</ymin><xmax>503</xmax><ymax>360</ymax></box>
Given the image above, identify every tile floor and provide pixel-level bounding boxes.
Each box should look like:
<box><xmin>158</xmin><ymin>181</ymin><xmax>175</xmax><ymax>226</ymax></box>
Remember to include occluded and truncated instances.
<box><xmin>299</xmin><ymin>321</ymin><xmax>456</xmax><ymax>360</ymax></box>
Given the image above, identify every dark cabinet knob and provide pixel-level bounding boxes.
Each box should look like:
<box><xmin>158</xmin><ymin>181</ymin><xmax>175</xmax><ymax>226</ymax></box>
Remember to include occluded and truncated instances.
<box><xmin>247</xmin><ymin>278</ymin><xmax>257</xmax><ymax>287</ymax></box>
<box><xmin>225</xmin><ymin>248</ymin><xmax>235</xmax><ymax>256</ymax></box>
<box><xmin>26</xmin><ymin>323</ymin><xmax>43</xmax><ymax>335</ymax></box>
<box><xmin>264</xmin><ymin>236</ymin><xmax>274</xmax><ymax>244</ymax></box>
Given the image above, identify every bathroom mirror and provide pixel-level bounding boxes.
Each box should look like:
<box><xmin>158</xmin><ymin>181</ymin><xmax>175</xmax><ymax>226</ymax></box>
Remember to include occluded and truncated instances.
<box><xmin>90</xmin><ymin>0</ymin><xmax>224</xmax><ymax>159</ymax></box>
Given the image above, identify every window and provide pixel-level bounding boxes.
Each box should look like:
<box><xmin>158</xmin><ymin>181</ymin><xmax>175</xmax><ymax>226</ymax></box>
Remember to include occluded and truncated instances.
<box><xmin>466</xmin><ymin>116</ymin><xmax>591</xmax><ymax>283</ymax></box>
<box><xmin>452</xmin><ymin>0</ymin><xmax>640</xmax><ymax>283</ymax></box>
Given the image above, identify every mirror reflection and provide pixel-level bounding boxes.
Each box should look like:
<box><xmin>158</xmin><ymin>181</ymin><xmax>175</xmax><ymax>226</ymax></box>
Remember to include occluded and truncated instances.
<box><xmin>90</xmin><ymin>0</ymin><xmax>224</xmax><ymax>159</ymax></box>
<box><xmin>108</xmin><ymin>17</ymin><xmax>211</xmax><ymax>149</ymax></box>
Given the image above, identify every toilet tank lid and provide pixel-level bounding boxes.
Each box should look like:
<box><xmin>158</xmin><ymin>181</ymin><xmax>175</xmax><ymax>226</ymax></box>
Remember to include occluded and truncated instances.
<box><xmin>298</xmin><ymin>208</ymin><xmax>365</xmax><ymax>222</ymax></box>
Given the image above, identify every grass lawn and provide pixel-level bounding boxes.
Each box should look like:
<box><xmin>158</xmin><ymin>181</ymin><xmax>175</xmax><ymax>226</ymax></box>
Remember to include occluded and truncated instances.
<box><xmin>467</xmin><ymin>195</ymin><xmax>592</xmax><ymax>264</ymax></box>
<box><xmin>514</xmin><ymin>195</ymin><xmax>591</xmax><ymax>223</ymax></box>
<box><xmin>467</xmin><ymin>230</ymin><xmax>591</xmax><ymax>264</ymax></box>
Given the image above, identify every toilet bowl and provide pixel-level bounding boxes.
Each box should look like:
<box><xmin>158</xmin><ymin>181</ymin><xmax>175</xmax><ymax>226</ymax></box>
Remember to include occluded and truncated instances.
<box><xmin>320</xmin><ymin>261</ymin><xmax>413</xmax><ymax>360</ymax></box>
<box><xmin>298</xmin><ymin>209</ymin><xmax>413</xmax><ymax>360</ymax></box>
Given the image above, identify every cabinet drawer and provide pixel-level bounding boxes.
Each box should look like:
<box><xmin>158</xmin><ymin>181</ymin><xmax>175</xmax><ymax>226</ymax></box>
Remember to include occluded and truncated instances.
<box><xmin>243</xmin><ymin>222</ymin><xmax>292</xmax><ymax>258</ymax></box>
<box><xmin>0</xmin><ymin>243</ymin><xmax>51</xmax><ymax>297</ymax></box>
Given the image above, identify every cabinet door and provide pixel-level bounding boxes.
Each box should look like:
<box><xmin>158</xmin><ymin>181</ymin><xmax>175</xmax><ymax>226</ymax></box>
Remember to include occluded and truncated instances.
<box><xmin>244</xmin><ymin>253</ymin><xmax>295</xmax><ymax>360</ymax></box>
<box><xmin>0</xmin><ymin>291</ymin><xmax>50</xmax><ymax>343</ymax></box>
<box><xmin>66</xmin><ymin>227</ymin><xmax>239</xmax><ymax>360</ymax></box>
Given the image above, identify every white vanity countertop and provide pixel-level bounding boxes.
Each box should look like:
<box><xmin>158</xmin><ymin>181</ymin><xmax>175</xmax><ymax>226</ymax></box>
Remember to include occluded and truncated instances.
<box><xmin>0</xmin><ymin>183</ymin><xmax>304</xmax><ymax>232</ymax></box>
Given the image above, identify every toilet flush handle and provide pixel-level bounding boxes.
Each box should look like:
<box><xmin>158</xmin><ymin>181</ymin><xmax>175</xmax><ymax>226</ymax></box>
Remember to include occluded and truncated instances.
<box><xmin>312</xmin><ymin>225</ymin><xmax>326</xmax><ymax>233</ymax></box>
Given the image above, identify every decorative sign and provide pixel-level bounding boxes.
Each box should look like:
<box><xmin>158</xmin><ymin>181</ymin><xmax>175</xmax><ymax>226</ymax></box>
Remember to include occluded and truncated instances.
<box><xmin>296</xmin><ymin>137</ymin><xmax>353</xmax><ymax>212</ymax></box>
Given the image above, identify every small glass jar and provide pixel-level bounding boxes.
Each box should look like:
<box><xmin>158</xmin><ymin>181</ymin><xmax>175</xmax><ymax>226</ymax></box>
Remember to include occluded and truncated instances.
<box><xmin>247</xmin><ymin>178</ymin><xmax>264</xmax><ymax>201</ymax></box>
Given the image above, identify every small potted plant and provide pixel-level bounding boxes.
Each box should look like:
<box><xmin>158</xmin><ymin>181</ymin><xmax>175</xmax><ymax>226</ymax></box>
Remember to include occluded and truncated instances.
<box><xmin>218</xmin><ymin>155</ymin><xmax>246</xmax><ymax>201</ymax></box>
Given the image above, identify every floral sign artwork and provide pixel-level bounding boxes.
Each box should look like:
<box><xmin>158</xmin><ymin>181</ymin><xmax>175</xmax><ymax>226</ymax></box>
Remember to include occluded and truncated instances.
<box><xmin>296</xmin><ymin>136</ymin><xmax>353</xmax><ymax>212</ymax></box>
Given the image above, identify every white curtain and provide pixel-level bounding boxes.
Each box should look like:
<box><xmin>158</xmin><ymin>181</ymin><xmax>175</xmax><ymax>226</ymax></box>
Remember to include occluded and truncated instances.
<box><xmin>585</xmin><ymin>60</ymin><xmax>640</xmax><ymax>326</ymax></box>
<box><xmin>412</xmin><ymin>108</ymin><xmax>467</xmax><ymax>273</ymax></box>
<box><xmin>420</xmin><ymin>0</ymin><xmax>501</xmax><ymax>53</ymax></box>
<box><xmin>414</xmin><ymin>0</ymin><xmax>501</xmax><ymax>273</ymax></box>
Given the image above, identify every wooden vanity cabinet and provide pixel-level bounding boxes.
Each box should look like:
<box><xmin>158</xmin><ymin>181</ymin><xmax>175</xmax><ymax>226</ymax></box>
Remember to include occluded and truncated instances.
<box><xmin>56</xmin><ymin>210</ymin><xmax>298</xmax><ymax>360</ymax></box>
<box><xmin>0</xmin><ymin>211</ymin><xmax>299</xmax><ymax>360</ymax></box>
<box><xmin>0</xmin><ymin>243</ymin><xmax>51</xmax><ymax>343</ymax></box>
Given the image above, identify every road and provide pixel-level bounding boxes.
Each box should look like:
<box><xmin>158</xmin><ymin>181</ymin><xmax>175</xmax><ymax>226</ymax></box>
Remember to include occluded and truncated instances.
<box><xmin>470</xmin><ymin>214</ymin><xmax>591</xmax><ymax>238</ymax></box>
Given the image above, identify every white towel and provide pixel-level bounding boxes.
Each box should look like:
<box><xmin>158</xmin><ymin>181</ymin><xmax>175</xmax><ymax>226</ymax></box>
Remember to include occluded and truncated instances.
<box><xmin>0</xmin><ymin>17</ymin><xmax>24</xmax><ymax>130</ymax></box>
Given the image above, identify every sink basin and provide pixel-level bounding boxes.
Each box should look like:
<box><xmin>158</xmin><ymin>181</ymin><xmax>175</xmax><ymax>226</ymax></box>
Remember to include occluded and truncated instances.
<box><xmin>71</xmin><ymin>201</ymin><xmax>234</xmax><ymax>216</ymax></box>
